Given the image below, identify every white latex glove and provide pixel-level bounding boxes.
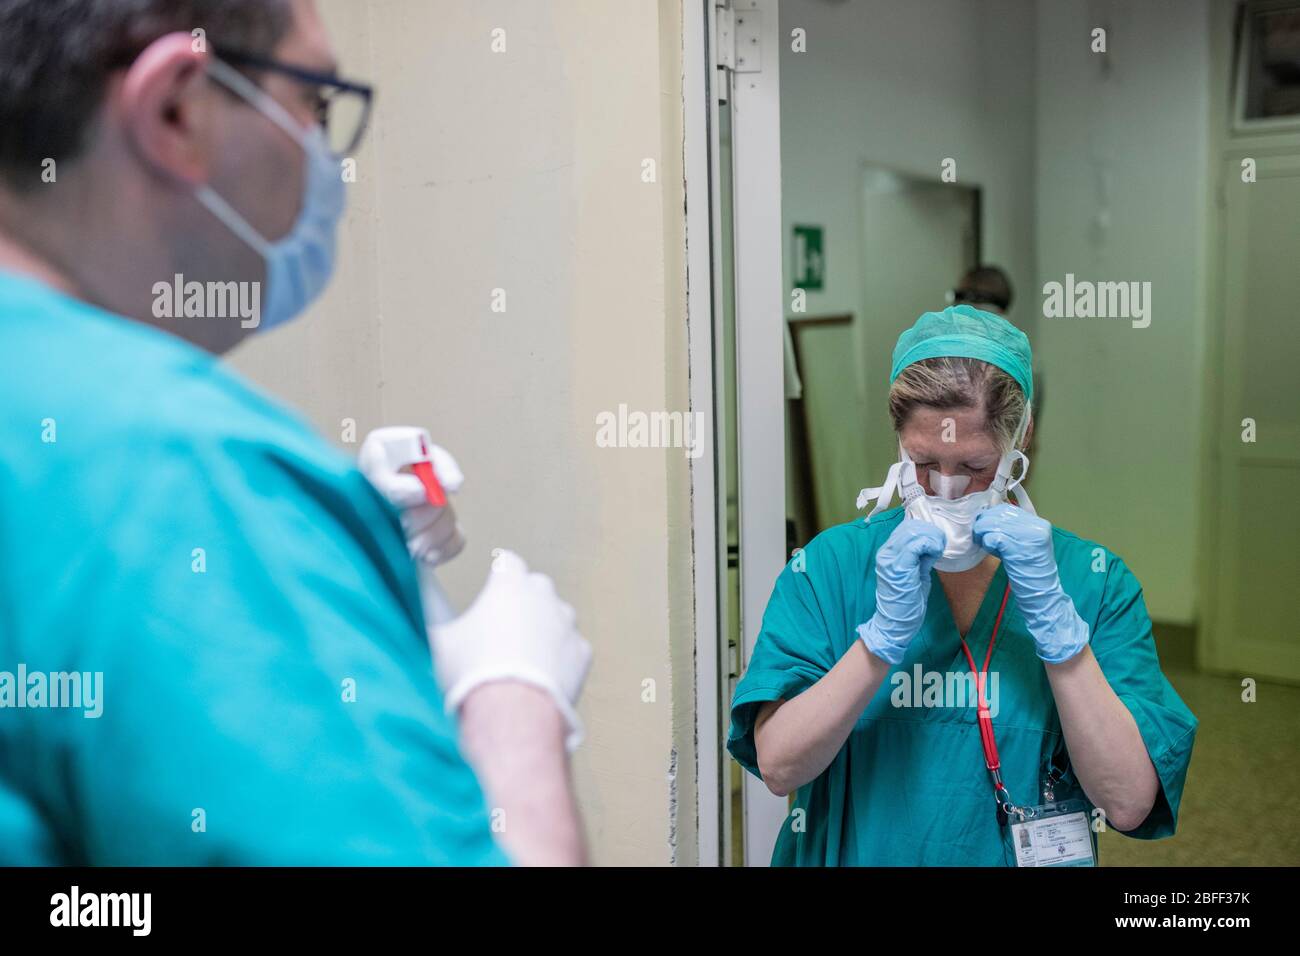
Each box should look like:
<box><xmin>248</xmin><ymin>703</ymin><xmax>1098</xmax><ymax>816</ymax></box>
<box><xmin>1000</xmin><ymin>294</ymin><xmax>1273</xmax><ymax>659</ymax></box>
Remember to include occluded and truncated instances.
<box><xmin>358</xmin><ymin>427</ymin><xmax>466</xmax><ymax>566</ymax></box>
<box><xmin>434</xmin><ymin>549</ymin><xmax>591</xmax><ymax>753</ymax></box>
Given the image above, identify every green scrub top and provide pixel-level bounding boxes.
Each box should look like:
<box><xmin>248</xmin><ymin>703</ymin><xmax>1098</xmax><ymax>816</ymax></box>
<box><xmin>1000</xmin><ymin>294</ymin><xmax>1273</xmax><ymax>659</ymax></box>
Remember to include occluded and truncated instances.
<box><xmin>728</xmin><ymin>508</ymin><xmax>1197</xmax><ymax>866</ymax></box>
<box><xmin>0</xmin><ymin>271</ymin><xmax>509</xmax><ymax>865</ymax></box>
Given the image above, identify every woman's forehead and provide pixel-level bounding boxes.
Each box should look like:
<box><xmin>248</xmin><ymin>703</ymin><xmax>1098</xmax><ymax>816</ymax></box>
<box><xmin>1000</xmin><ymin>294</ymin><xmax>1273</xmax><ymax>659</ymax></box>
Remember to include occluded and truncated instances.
<box><xmin>899</xmin><ymin>407</ymin><xmax>998</xmax><ymax>453</ymax></box>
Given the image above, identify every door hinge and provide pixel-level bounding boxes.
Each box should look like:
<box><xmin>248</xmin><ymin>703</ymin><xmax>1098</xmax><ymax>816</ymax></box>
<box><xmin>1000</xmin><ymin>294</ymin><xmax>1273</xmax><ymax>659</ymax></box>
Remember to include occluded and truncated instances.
<box><xmin>715</xmin><ymin>1</ymin><xmax>761</xmax><ymax>74</ymax></box>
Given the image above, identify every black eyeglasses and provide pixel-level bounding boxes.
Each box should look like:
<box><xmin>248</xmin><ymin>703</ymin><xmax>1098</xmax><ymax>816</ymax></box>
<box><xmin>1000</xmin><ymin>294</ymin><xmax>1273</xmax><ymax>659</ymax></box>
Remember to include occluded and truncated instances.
<box><xmin>217</xmin><ymin>48</ymin><xmax>374</xmax><ymax>157</ymax></box>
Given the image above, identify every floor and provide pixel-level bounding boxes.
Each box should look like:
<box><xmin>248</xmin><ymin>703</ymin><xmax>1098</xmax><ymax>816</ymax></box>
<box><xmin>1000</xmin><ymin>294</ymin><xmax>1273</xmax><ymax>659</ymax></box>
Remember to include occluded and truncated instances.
<box><xmin>1099</xmin><ymin>662</ymin><xmax>1300</xmax><ymax>866</ymax></box>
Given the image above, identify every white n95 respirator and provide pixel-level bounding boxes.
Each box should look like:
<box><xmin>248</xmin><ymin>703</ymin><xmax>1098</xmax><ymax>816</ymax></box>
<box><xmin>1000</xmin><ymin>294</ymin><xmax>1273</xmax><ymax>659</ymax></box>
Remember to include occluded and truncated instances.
<box><xmin>856</xmin><ymin>418</ymin><xmax>1035</xmax><ymax>572</ymax></box>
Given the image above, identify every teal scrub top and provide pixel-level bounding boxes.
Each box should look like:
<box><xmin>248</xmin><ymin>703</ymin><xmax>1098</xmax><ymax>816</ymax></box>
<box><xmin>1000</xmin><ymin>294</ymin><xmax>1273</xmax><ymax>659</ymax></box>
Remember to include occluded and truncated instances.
<box><xmin>0</xmin><ymin>272</ymin><xmax>509</xmax><ymax>865</ymax></box>
<box><xmin>728</xmin><ymin>508</ymin><xmax>1197</xmax><ymax>866</ymax></box>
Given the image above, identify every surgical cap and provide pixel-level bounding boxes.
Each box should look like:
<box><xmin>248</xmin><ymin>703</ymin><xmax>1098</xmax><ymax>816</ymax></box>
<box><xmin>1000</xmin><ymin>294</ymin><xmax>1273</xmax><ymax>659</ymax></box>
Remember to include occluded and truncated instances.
<box><xmin>890</xmin><ymin>305</ymin><xmax>1034</xmax><ymax>404</ymax></box>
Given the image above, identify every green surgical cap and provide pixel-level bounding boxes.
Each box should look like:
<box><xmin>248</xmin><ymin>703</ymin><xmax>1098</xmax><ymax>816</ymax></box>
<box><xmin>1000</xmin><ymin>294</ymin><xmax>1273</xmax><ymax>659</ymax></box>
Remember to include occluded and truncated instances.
<box><xmin>890</xmin><ymin>305</ymin><xmax>1034</xmax><ymax>404</ymax></box>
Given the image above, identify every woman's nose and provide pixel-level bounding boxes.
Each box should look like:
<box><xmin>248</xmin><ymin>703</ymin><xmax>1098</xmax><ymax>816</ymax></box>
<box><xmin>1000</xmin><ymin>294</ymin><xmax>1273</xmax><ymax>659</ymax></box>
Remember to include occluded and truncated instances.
<box><xmin>928</xmin><ymin>470</ymin><xmax>972</xmax><ymax>499</ymax></box>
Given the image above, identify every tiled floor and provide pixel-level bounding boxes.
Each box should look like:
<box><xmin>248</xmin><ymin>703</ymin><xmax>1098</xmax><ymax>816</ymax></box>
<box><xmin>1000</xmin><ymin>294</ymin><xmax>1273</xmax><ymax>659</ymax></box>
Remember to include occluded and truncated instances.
<box><xmin>1099</xmin><ymin>666</ymin><xmax>1300</xmax><ymax>867</ymax></box>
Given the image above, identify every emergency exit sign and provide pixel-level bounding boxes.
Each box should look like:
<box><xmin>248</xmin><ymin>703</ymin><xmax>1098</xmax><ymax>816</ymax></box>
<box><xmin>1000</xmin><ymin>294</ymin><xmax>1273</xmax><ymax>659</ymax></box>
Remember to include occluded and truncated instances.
<box><xmin>792</xmin><ymin>225</ymin><xmax>824</xmax><ymax>291</ymax></box>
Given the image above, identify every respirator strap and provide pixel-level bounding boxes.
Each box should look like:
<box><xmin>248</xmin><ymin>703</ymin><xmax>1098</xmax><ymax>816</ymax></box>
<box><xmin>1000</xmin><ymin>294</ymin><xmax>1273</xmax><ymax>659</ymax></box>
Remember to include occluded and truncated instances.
<box><xmin>1010</xmin><ymin>479</ymin><xmax>1037</xmax><ymax>516</ymax></box>
<box><xmin>857</xmin><ymin>461</ymin><xmax>901</xmax><ymax>515</ymax></box>
<box><xmin>990</xmin><ymin>447</ymin><xmax>1037</xmax><ymax>516</ymax></box>
<box><xmin>857</xmin><ymin>459</ymin><xmax>924</xmax><ymax>517</ymax></box>
<box><xmin>991</xmin><ymin>408</ymin><xmax>1033</xmax><ymax>496</ymax></box>
<box><xmin>991</xmin><ymin>448</ymin><xmax>1029</xmax><ymax>494</ymax></box>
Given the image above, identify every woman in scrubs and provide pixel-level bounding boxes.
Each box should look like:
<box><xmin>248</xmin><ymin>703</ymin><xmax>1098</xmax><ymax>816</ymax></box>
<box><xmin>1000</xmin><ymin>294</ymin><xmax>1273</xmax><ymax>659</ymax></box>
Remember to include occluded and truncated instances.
<box><xmin>727</xmin><ymin>306</ymin><xmax>1196</xmax><ymax>866</ymax></box>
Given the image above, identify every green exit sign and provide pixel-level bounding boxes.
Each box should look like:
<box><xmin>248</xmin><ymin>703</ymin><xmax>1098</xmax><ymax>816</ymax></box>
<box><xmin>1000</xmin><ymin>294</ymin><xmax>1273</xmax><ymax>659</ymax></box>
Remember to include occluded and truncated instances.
<box><xmin>792</xmin><ymin>225</ymin><xmax>824</xmax><ymax>291</ymax></box>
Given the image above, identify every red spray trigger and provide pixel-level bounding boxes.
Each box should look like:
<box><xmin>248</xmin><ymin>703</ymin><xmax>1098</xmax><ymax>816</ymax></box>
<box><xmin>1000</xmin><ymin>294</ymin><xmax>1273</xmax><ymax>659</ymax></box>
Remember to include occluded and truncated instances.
<box><xmin>412</xmin><ymin>436</ymin><xmax>447</xmax><ymax>508</ymax></box>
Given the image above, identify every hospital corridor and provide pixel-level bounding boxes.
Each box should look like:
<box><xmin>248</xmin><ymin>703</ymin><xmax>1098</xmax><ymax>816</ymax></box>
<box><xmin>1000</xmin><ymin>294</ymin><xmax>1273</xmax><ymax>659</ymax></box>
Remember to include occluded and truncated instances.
<box><xmin>0</xmin><ymin>0</ymin><xmax>1295</xmax><ymax>937</ymax></box>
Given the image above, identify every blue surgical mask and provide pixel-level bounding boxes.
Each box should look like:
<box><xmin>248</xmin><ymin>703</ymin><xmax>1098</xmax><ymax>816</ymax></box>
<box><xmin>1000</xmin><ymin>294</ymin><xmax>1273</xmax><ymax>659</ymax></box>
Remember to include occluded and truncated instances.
<box><xmin>195</xmin><ymin>59</ymin><xmax>347</xmax><ymax>332</ymax></box>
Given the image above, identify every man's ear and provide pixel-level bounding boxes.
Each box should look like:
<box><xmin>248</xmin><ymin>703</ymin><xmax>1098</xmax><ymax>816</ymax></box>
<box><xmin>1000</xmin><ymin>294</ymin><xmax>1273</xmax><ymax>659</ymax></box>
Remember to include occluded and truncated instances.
<box><xmin>116</xmin><ymin>33</ymin><xmax>214</xmax><ymax>187</ymax></box>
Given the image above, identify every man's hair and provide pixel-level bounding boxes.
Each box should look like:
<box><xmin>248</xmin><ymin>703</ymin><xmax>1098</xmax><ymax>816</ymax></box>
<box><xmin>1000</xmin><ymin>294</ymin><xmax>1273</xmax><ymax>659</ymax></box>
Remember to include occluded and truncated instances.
<box><xmin>0</xmin><ymin>0</ymin><xmax>292</xmax><ymax>191</ymax></box>
<box><xmin>952</xmin><ymin>265</ymin><xmax>1013</xmax><ymax>313</ymax></box>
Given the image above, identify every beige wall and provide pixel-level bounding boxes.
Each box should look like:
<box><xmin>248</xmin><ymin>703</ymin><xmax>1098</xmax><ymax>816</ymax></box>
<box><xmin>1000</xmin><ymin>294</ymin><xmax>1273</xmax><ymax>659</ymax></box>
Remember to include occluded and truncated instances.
<box><xmin>231</xmin><ymin>0</ymin><xmax>695</xmax><ymax>865</ymax></box>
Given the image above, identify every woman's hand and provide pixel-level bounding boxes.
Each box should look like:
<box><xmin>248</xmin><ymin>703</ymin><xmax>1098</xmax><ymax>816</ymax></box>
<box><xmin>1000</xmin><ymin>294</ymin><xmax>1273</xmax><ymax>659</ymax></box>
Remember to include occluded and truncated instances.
<box><xmin>972</xmin><ymin>504</ymin><xmax>1089</xmax><ymax>662</ymax></box>
<box><xmin>857</xmin><ymin>518</ymin><xmax>946</xmax><ymax>665</ymax></box>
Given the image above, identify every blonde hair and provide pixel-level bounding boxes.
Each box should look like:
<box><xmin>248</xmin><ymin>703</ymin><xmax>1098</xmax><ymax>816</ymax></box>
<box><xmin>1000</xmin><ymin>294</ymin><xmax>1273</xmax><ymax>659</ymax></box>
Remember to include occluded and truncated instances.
<box><xmin>888</xmin><ymin>357</ymin><xmax>1029</xmax><ymax>453</ymax></box>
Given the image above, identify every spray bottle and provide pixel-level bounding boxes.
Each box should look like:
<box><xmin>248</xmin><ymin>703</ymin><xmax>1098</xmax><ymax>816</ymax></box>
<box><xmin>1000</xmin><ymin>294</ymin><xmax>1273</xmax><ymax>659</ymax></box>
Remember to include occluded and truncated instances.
<box><xmin>370</xmin><ymin>428</ymin><xmax>463</xmax><ymax>628</ymax></box>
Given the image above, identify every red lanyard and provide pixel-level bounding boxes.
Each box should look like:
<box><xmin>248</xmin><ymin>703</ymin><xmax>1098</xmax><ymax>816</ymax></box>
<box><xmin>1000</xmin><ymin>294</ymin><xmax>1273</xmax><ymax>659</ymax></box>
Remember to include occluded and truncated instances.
<box><xmin>958</xmin><ymin>583</ymin><xmax>1013</xmax><ymax>809</ymax></box>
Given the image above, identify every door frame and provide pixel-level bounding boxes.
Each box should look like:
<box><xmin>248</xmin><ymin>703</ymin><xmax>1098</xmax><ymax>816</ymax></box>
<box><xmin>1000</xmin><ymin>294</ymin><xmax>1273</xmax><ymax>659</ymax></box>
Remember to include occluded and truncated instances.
<box><xmin>687</xmin><ymin>0</ymin><xmax>789</xmax><ymax>866</ymax></box>
<box><xmin>684</xmin><ymin>0</ymin><xmax>720</xmax><ymax>868</ymax></box>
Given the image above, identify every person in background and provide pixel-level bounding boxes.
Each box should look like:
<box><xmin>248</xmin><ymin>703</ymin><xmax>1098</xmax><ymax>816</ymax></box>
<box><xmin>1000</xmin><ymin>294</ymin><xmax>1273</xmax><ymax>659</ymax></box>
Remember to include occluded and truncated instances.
<box><xmin>950</xmin><ymin>264</ymin><xmax>1014</xmax><ymax>316</ymax></box>
<box><xmin>950</xmin><ymin>263</ymin><xmax>1041</xmax><ymax>457</ymax></box>
<box><xmin>0</xmin><ymin>0</ymin><xmax>588</xmax><ymax>865</ymax></box>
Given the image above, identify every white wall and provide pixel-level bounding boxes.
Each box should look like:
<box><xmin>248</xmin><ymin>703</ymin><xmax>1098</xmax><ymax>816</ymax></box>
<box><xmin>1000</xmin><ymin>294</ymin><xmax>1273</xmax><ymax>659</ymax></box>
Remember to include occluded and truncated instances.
<box><xmin>231</xmin><ymin>0</ymin><xmax>696</xmax><ymax>866</ymax></box>
<box><xmin>779</xmin><ymin>0</ymin><xmax>1211</xmax><ymax>624</ymax></box>
<box><xmin>1031</xmin><ymin>0</ymin><xmax>1210</xmax><ymax>623</ymax></box>
<box><xmin>778</xmin><ymin>0</ymin><xmax>1039</xmax><ymax>498</ymax></box>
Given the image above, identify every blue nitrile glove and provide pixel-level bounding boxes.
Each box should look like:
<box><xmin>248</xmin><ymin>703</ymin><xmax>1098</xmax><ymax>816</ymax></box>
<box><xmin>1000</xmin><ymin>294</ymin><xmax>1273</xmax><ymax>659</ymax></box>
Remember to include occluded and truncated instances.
<box><xmin>857</xmin><ymin>518</ymin><xmax>946</xmax><ymax>665</ymax></box>
<box><xmin>973</xmin><ymin>504</ymin><xmax>1090</xmax><ymax>663</ymax></box>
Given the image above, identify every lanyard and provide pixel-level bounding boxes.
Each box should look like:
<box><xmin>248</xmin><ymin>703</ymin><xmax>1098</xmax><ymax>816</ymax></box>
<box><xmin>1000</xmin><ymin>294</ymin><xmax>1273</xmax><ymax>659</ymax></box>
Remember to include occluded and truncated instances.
<box><xmin>958</xmin><ymin>582</ymin><xmax>1013</xmax><ymax>812</ymax></box>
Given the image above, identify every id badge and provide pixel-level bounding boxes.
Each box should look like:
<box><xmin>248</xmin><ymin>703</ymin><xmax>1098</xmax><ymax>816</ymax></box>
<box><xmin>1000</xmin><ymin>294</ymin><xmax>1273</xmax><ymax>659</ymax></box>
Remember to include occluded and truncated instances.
<box><xmin>1006</xmin><ymin>799</ymin><xmax>1096</xmax><ymax>867</ymax></box>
